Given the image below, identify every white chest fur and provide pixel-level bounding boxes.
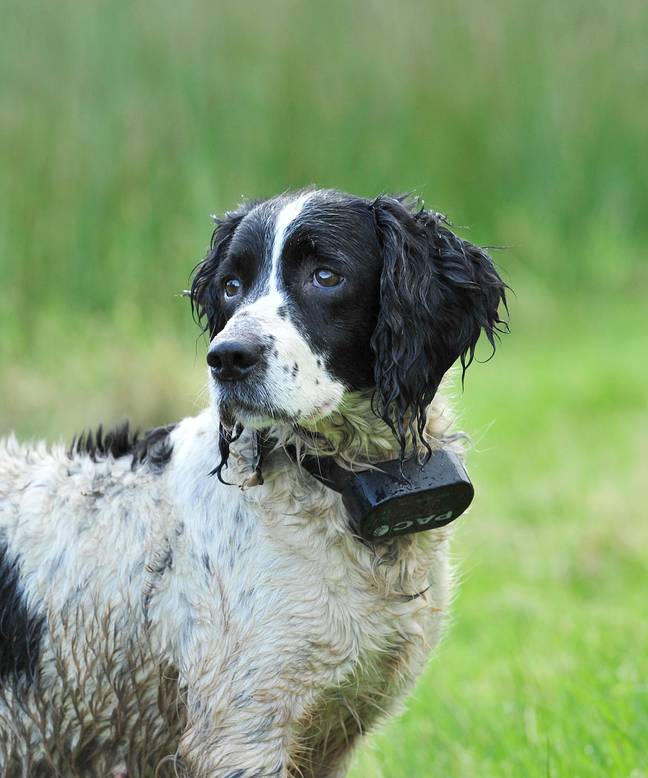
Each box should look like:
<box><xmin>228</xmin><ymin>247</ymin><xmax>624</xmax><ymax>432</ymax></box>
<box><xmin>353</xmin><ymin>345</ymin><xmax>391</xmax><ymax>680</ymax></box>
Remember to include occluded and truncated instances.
<box><xmin>152</xmin><ymin>411</ymin><xmax>452</xmax><ymax>775</ymax></box>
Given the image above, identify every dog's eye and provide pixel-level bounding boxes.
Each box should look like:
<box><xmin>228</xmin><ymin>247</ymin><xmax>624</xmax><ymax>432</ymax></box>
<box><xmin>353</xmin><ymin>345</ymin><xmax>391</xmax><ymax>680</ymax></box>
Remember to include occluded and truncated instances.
<box><xmin>313</xmin><ymin>269</ymin><xmax>343</xmax><ymax>288</ymax></box>
<box><xmin>224</xmin><ymin>278</ymin><xmax>241</xmax><ymax>298</ymax></box>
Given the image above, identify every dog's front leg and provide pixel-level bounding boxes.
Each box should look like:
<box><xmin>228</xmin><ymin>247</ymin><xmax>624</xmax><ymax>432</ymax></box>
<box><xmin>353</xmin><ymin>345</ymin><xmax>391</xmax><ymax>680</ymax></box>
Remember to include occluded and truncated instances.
<box><xmin>179</xmin><ymin>709</ymin><xmax>288</xmax><ymax>778</ymax></box>
<box><xmin>177</xmin><ymin>661</ymin><xmax>306</xmax><ymax>778</ymax></box>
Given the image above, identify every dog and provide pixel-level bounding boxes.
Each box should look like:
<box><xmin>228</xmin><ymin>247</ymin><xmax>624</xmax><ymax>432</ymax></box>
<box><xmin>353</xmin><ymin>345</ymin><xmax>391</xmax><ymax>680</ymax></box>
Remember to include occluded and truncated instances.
<box><xmin>0</xmin><ymin>189</ymin><xmax>506</xmax><ymax>777</ymax></box>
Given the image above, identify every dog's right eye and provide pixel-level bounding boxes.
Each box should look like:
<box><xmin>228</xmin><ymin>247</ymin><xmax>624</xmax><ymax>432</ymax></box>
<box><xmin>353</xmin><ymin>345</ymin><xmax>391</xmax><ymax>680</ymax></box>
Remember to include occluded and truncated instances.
<box><xmin>313</xmin><ymin>268</ymin><xmax>343</xmax><ymax>288</ymax></box>
<box><xmin>224</xmin><ymin>278</ymin><xmax>241</xmax><ymax>298</ymax></box>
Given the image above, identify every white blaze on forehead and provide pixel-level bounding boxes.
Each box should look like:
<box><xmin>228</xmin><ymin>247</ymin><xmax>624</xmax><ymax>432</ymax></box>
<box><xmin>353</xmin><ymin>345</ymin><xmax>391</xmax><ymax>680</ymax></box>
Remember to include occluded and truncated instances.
<box><xmin>210</xmin><ymin>191</ymin><xmax>346</xmax><ymax>423</ymax></box>
<box><xmin>269</xmin><ymin>193</ymin><xmax>311</xmax><ymax>294</ymax></box>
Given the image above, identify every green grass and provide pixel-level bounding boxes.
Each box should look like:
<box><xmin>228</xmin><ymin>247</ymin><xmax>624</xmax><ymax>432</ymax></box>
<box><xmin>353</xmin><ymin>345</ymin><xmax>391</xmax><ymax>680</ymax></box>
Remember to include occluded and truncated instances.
<box><xmin>1</xmin><ymin>0</ymin><xmax>647</xmax><ymax>775</ymax></box>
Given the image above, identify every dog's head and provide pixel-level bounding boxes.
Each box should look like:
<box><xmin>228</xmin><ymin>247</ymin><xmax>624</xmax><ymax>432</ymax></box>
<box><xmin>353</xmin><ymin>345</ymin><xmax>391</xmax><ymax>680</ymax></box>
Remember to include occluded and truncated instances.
<box><xmin>191</xmin><ymin>189</ymin><xmax>507</xmax><ymax>455</ymax></box>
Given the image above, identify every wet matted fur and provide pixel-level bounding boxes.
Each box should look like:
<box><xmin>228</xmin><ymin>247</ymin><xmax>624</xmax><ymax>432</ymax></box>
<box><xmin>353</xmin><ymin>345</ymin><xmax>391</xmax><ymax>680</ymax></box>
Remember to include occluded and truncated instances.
<box><xmin>0</xmin><ymin>189</ymin><xmax>507</xmax><ymax>777</ymax></box>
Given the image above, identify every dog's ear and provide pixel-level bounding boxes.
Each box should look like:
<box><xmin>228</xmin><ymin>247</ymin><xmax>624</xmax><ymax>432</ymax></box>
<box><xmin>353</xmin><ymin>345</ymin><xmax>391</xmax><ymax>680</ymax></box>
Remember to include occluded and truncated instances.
<box><xmin>370</xmin><ymin>195</ymin><xmax>508</xmax><ymax>457</ymax></box>
<box><xmin>190</xmin><ymin>201</ymin><xmax>258</xmax><ymax>337</ymax></box>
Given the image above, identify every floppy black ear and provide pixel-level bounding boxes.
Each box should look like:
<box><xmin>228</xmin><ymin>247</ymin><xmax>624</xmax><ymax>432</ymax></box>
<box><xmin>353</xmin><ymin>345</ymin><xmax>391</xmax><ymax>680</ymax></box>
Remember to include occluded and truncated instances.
<box><xmin>190</xmin><ymin>201</ymin><xmax>259</xmax><ymax>337</ymax></box>
<box><xmin>370</xmin><ymin>195</ymin><xmax>508</xmax><ymax>457</ymax></box>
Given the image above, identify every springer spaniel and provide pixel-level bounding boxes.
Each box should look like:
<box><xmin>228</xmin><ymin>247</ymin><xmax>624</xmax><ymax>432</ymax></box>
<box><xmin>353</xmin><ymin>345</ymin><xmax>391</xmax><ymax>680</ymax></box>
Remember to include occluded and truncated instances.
<box><xmin>0</xmin><ymin>189</ymin><xmax>507</xmax><ymax>777</ymax></box>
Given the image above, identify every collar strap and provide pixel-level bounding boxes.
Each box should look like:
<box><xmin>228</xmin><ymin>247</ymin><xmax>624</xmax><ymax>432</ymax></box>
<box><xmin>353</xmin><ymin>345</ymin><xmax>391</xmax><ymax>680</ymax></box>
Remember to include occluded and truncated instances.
<box><xmin>268</xmin><ymin>437</ymin><xmax>474</xmax><ymax>543</ymax></box>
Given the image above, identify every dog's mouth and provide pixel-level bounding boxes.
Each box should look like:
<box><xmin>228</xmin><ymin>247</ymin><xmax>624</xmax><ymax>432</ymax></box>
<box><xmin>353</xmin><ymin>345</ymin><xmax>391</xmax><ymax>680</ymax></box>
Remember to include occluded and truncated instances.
<box><xmin>216</xmin><ymin>388</ymin><xmax>293</xmax><ymax>430</ymax></box>
<box><xmin>215</xmin><ymin>382</ymin><xmax>340</xmax><ymax>431</ymax></box>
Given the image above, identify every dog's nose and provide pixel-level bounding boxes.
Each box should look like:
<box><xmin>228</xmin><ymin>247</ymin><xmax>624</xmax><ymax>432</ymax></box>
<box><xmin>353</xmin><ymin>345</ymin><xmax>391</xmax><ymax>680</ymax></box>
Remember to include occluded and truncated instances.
<box><xmin>207</xmin><ymin>339</ymin><xmax>263</xmax><ymax>381</ymax></box>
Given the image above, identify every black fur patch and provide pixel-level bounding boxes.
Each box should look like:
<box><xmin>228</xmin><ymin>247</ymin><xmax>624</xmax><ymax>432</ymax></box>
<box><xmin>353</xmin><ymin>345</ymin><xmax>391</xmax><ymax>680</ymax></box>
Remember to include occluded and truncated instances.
<box><xmin>0</xmin><ymin>540</ymin><xmax>44</xmax><ymax>683</ymax></box>
<box><xmin>69</xmin><ymin>422</ymin><xmax>176</xmax><ymax>470</ymax></box>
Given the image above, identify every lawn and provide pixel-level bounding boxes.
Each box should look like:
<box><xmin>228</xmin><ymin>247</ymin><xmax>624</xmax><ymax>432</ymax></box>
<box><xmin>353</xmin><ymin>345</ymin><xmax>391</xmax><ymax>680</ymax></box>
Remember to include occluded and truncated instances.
<box><xmin>1</xmin><ymin>0</ymin><xmax>646</xmax><ymax>775</ymax></box>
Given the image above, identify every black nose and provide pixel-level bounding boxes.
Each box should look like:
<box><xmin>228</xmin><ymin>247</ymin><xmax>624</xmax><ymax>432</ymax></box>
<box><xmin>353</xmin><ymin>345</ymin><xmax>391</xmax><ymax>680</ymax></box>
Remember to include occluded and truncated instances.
<box><xmin>207</xmin><ymin>339</ymin><xmax>263</xmax><ymax>381</ymax></box>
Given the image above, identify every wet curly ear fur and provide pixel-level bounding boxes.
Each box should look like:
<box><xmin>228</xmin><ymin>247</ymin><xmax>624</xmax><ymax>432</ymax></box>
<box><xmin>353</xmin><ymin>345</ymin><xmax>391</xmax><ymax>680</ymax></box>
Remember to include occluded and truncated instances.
<box><xmin>190</xmin><ymin>201</ymin><xmax>260</xmax><ymax>337</ymax></box>
<box><xmin>370</xmin><ymin>195</ymin><xmax>508</xmax><ymax>458</ymax></box>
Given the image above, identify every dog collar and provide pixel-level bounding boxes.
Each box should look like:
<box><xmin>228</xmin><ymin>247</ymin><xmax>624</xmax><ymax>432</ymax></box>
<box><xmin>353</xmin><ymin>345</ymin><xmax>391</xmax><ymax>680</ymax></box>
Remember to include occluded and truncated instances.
<box><xmin>256</xmin><ymin>434</ymin><xmax>474</xmax><ymax>543</ymax></box>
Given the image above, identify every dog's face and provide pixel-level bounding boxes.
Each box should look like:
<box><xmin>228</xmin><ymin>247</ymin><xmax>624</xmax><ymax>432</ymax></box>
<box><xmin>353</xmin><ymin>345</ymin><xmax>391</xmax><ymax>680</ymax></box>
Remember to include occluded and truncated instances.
<box><xmin>193</xmin><ymin>191</ymin><xmax>384</xmax><ymax>428</ymax></box>
<box><xmin>191</xmin><ymin>189</ymin><xmax>507</xmax><ymax>449</ymax></box>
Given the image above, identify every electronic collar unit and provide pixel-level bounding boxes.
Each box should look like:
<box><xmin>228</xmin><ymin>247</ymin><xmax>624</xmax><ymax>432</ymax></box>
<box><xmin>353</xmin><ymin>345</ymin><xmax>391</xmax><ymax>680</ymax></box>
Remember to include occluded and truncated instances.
<box><xmin>288</xmin><ymin>446</ymin><xmax>474</xmax><ymax>542</ymax></box>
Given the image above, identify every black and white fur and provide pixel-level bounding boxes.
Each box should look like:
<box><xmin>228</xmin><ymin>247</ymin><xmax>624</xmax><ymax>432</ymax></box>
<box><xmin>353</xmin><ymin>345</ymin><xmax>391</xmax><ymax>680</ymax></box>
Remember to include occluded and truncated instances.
<box><xmin>0</xmin><ymin>189</ymin><xmax>506</xmax><ymax>777</ymax></box>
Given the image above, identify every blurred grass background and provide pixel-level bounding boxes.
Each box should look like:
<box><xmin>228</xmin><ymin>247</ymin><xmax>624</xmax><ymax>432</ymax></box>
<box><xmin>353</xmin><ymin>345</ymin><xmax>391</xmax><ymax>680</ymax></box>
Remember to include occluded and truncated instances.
<box><xmin>1</xmin><ymin>0</ymin><xmax>647</xmax><ymax>775</ymax></box>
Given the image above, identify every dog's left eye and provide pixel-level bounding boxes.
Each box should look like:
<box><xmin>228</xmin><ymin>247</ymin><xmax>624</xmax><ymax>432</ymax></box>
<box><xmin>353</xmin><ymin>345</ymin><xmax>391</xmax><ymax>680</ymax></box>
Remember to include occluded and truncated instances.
<box><xmin>313</xmin><ymin>269</ymin><xmax>343</xmax><ymax>288</ymax></box>
<box><xmin>224</xmin><ymin>278</ymin><xmax>241</xmax><ymax>298</ymax></box>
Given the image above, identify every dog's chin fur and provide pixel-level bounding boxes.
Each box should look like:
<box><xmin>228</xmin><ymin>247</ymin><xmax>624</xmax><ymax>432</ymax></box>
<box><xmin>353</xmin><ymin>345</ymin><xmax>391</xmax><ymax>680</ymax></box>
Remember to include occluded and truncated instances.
<box><xmin>218</xmin><ymin>401</ymin><xmax>277</xmax><ymax>431</ymax></box>
<box><xmin>213</xmin><ymin>378</ymin><xmax>346</xmax><ymax>435</ymax></box>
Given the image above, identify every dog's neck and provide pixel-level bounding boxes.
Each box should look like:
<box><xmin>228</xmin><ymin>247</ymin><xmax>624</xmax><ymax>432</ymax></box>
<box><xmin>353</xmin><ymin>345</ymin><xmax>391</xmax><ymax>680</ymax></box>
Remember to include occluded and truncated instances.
<box><xmin>214</xmin><ymin>385</ymin><xmax>460</xmax><ymax>492</ymax></box>
<box><xmin>213</xmin><ymin>389</ymin><xmax>462</xmax><ymax>502</ymax></box>
<box><xmin>247</xmin><ymin>389</ymin><xmax>456</xmax><ymax>470</ymax></box>
<box><xmin>270</xmin><ymin>391</ymin><xmax>400</xmax><ymax>466</ymax></box>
